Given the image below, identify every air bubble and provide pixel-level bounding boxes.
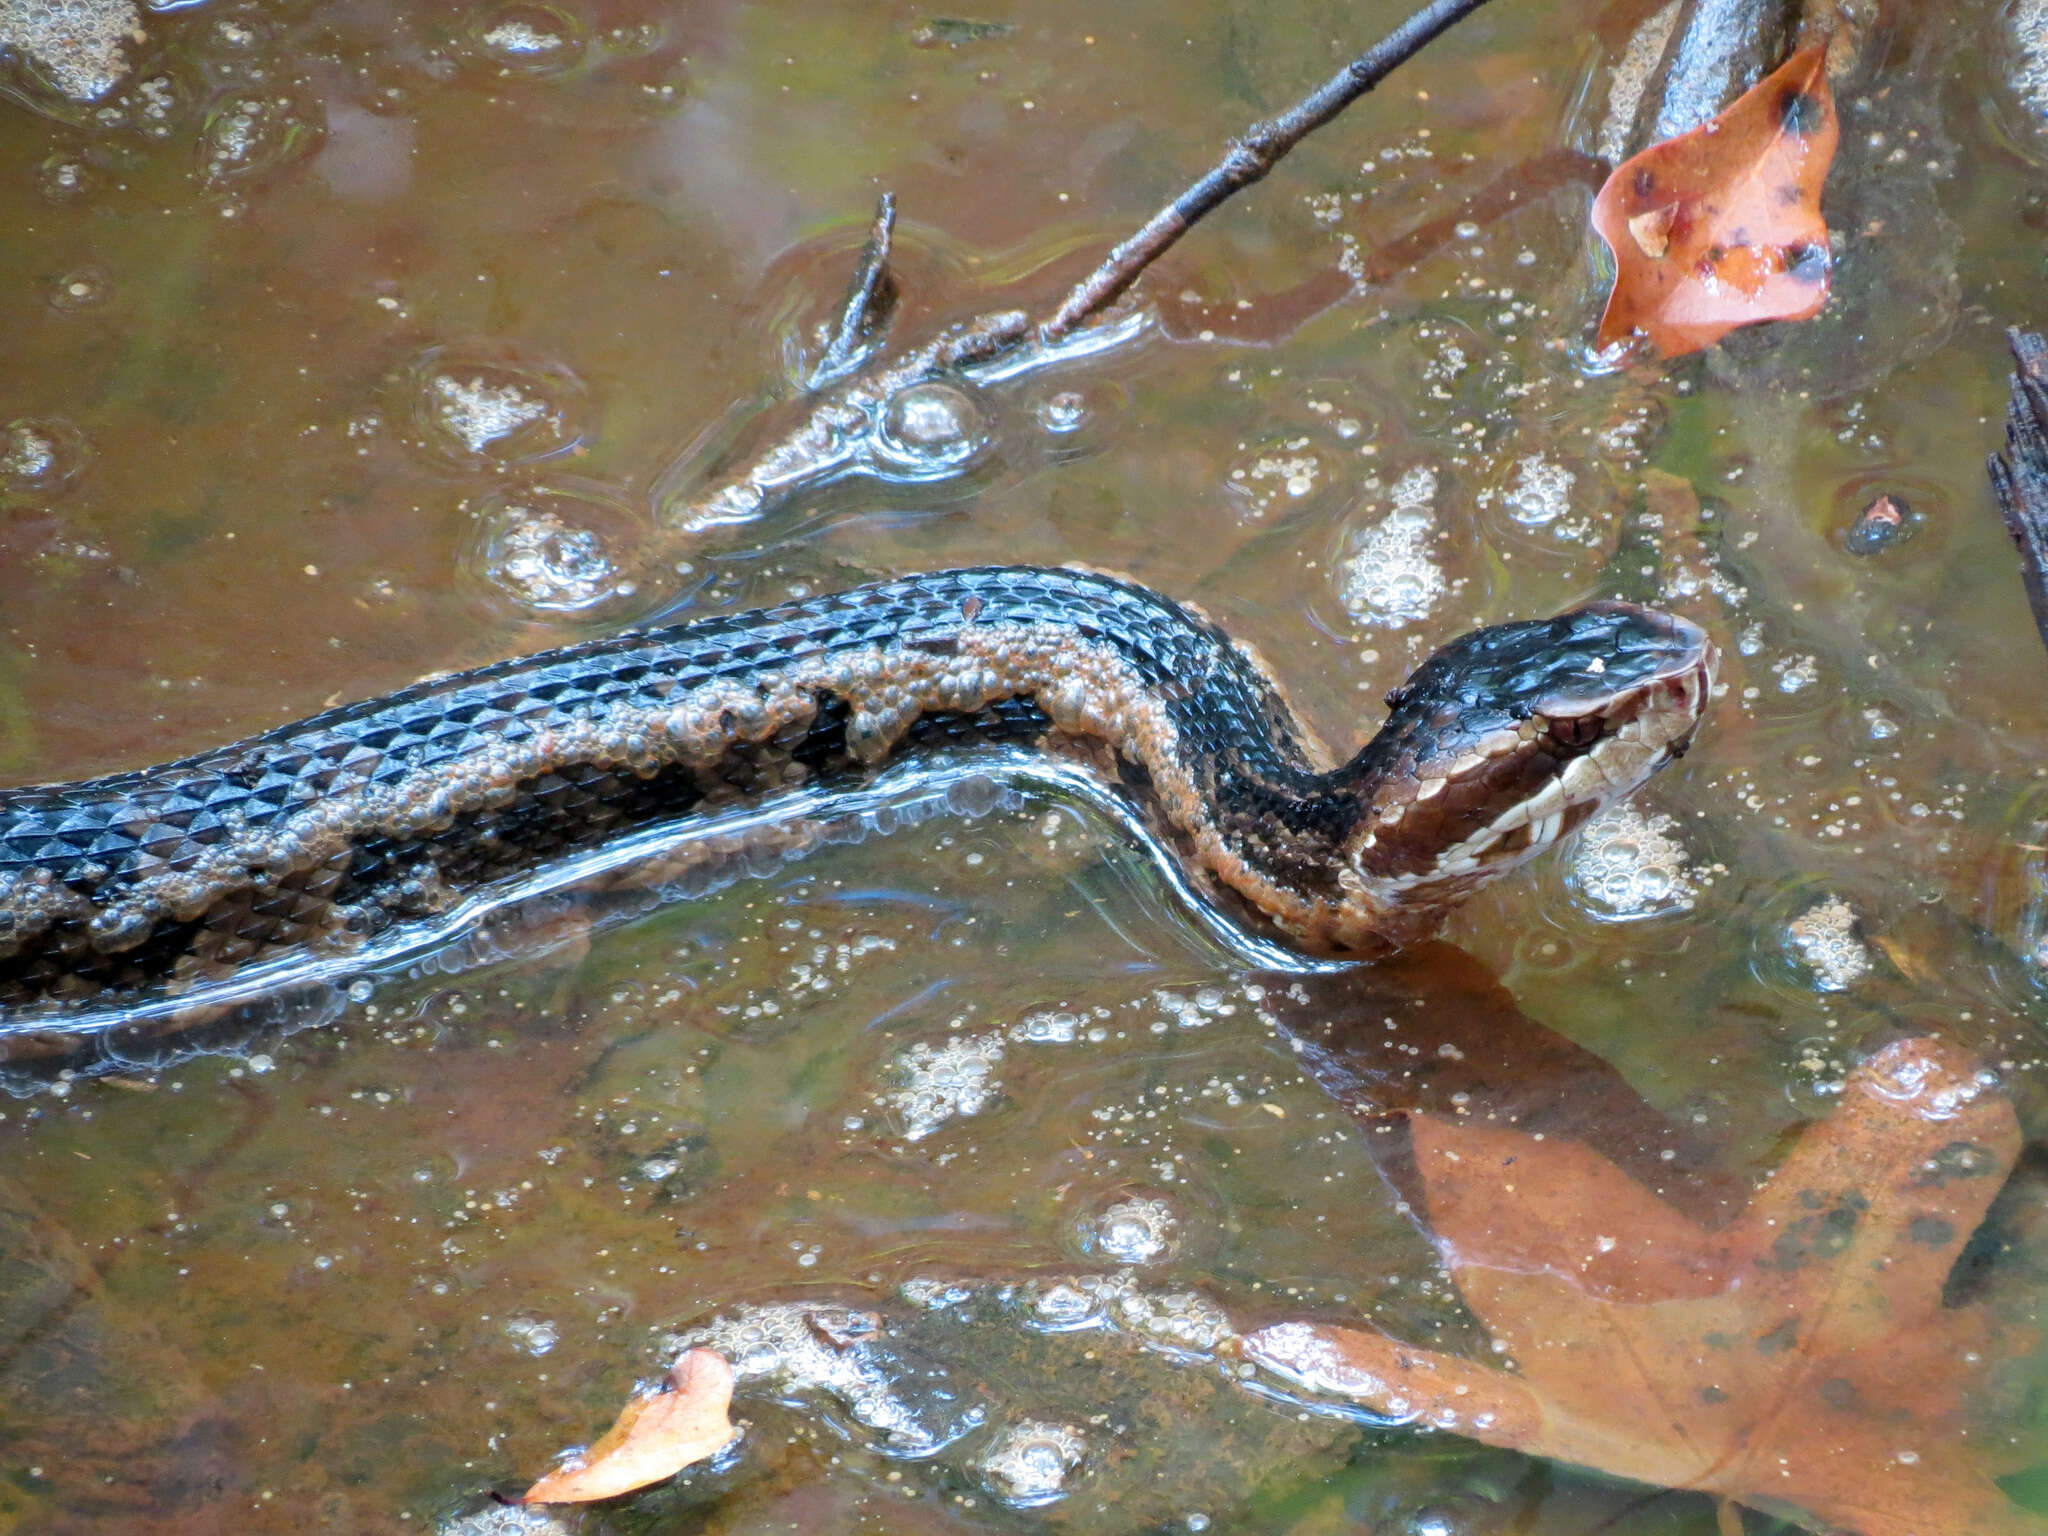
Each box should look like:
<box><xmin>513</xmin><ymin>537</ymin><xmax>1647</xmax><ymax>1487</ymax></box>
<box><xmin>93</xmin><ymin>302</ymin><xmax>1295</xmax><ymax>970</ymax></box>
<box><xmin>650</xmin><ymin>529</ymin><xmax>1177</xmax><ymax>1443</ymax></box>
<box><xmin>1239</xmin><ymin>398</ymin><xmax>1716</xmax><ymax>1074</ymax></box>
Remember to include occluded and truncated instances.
<box><xmin>1827</xmin><ymin>474</ymin><xmax>1946</xmax><ymax>560</ymax></box>
<box><xmin>1843</xmin><ymin>492</ymin><xmax>1917</xmax><ymax>555</ymax></box>
<box><xmin>1036</xmin><ymin>390</ymin><xmax>1088</xmax><ymax>433</ymax></box>
<box><xmin>874</xmin><ymin>381</ymin><xmax>990</xmax><ymax>475</ymax></box>
<box><xmin>47</xmin><ymin>266</ymin><xmax>108</xmax><ymax>312</ymax></box>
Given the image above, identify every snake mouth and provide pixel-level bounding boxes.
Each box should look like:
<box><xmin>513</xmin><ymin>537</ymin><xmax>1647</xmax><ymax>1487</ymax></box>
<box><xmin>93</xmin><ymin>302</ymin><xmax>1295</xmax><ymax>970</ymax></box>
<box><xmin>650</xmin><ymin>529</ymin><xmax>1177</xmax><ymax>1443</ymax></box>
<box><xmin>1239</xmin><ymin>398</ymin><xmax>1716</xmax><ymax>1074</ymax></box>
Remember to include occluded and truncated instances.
<box><xmin>1344</xmin><ymin>601</ymin><xmax>1717</xmax><ymax>902</ymax></box>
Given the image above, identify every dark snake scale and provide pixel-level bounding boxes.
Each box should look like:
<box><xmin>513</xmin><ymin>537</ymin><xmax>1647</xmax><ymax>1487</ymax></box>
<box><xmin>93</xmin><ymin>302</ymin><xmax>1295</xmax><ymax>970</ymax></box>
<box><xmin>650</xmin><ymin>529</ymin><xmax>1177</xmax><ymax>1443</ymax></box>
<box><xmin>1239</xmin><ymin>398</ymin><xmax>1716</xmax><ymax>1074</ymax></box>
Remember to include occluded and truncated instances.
<box><xmin>0</xmin><ymin>566</ymin><xmax>1715</xmax><ymax>1056</ymax></box>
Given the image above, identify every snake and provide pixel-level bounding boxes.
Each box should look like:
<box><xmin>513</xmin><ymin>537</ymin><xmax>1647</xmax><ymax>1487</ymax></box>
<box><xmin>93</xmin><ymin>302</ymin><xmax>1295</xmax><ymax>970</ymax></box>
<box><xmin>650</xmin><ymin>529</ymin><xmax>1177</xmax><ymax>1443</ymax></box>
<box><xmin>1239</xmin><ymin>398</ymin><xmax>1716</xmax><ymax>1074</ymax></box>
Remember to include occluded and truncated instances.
<box><xmin>0</xmin><ymin>566</ymin><xmax>1715</xmax><ymax>1064</ymax></box>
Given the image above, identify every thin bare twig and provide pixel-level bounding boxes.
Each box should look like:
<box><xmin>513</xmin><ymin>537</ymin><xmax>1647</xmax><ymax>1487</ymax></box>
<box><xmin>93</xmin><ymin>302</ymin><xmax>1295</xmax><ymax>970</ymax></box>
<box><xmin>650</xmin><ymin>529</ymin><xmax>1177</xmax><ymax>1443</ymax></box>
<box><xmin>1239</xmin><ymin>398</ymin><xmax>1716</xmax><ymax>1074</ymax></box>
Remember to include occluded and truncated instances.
<box><xmin>656</xmin><ymin>0</ymin><xmax>1501</xmax><ymax>538</ymax></box>
<box><xmin>1041</xmin><ymin>0</ymin><xmax>1501</xmax><ymax>341</ymax></box>
<box><xmin>808</xmin><ymin>192</ymin><xmax>900</xmax><ymax>389</ymax></box>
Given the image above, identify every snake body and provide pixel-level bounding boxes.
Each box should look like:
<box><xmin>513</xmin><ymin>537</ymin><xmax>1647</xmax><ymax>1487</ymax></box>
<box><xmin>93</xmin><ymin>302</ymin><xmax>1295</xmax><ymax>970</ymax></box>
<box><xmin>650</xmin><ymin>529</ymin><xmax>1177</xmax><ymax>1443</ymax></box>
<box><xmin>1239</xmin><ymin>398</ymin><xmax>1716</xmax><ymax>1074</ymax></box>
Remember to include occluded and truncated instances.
<box><xmin>0</xmin><ymin>566</ymin><xmax>1714</xmax><ymax>1048</ymax></box>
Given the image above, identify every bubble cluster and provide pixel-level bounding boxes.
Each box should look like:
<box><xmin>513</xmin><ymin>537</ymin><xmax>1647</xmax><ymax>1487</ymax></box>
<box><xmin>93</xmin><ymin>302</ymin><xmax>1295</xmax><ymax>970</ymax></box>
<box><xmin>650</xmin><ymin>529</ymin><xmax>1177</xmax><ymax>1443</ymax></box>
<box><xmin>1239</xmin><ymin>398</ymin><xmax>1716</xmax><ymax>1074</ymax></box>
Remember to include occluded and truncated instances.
<box><xmin>1083</xmin><ymin>1194</ymin><xmax>1180</xmax><ymax>1264</ymax></box>
<box><xmin>882</xmin><ymin>1030</ymin><xmax>1005</xmax><ymax>1141</ymax></box>
<box><xmin>1566</xmin><ymin>804</ymin><xmax>1699</xmax><ymax>920</ymax></box>
<box><xmin>1994</xmin><ymin>0</ymin><xmax>2048</xmax><ymax>160</ymax></box>
<box><xmin>675</xmin><ymin>1303</ymin><xmax>982</xmax><ymax>1455</ymax></box>
<box><xmin>199</xmin><ymin>92</ymin><xmax>320</xmax><ymax>191</ymax></box>
<box><xmin>1</xmin><ymin>416</ymin><xmax>86</xmax><ymax>496</ymax></box>
<box><xmin>1144</xmin><ymin>985</ymin><xmax>1235</xmax><ymax>1033</ymax></box>
<box><xmin>36</xmin><ymin>150</ymin><xmax>90</xmax><ymax>200</ymax></box>
<box><xmin>435</xmin><ymin>375</ymin><xmax>549</xmax><ymax>454</ymax></box>
<box><xmin>1011</xmin><ymin>1007</ymin><xmax>1088</xmax><ymax>1044</ymax></box>
<box><xmin>1020</xmin><ymin>1268</ymin><xmax>1236</xmax><ymax>1354</ymax></box>
<box><xmin>1500</xmin><ymin>452</ymin><xmax>1573</xmax><ymax>528</ymax></box>
<box><xmin>1225</xmin><ymin>435</ymin><xmax>1324</xmax><ymax>518</ymax></box>
<box><xmin>502</xmin><ymin>1313</ymin><xmax>559</xmax><ymax>1356</ymax></box>
<box><xmin>465</xmin><ymin>486</ymin><xmax>656</xmax><ymax>618</ymax></box>
<box><xmin>407</xmin><ymin>343</ymin><xmax>588</xmax><ymax>466</ymax></box>
<box><xmin>472</xmin><ymin>2</ymin><xmax>586</xmax><ymax>72</ymax></box>
<box><xmin>979</xmin><ymin>1418</ymin><xmax>1089</xmax><ymax>1507</ymax></box>
<box><xmin>435</xmin><ymin>1502</ymin><xmax>572</xmax><ymax>1536</ymax></box>
<box><xmin>1114</xmin><ymin>1283</ymin><xmax>1234</xmax><ymax>1353</ymax></box>
<box><xmin>1</xmin><ymin>0</ymin><xmax>138</xmax><ymax>102</ymax></box>
<box><xmin>1339</xmin><ymin>465</ymin><xmax>1446</xmax><ymax>630</ymax></box>
<box><xmin>1784</xmin><ymin>894</ymin><xmax>1871</xmax><ymax>992</ymax></box>
<box><xmin>1771</xmin><ymin>653</ymin><xmax>1820</xmax><ymax>695</ymax></box>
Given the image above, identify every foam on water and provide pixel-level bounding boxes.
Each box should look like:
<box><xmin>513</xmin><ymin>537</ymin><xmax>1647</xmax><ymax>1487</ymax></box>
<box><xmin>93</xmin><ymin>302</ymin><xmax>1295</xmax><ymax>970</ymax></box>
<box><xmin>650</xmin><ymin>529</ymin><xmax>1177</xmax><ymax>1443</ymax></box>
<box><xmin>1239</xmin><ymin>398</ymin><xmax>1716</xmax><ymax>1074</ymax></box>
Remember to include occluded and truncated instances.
<box><xmin>1338</xmin><ymin>465</ymin><xmax>1447</xmax><ymax>630</ymax></box>
<box><xmin>1566</xmin><ymin>804</ymin><xmax>1701</xmax><ymax>921</ymax></box>
<box><xmin>980</xmin><ymin>1418</ymin><xmax>1090</xmax><ymax>1506</ymax></box>
<box><xmin>1</xmin><ymin>0</ymin><xmax>137</xmax><ymax>101</ymax></box>
<box><xmin>1784</xmin><ymin>894</ymin><xmax>1871</xmax><ymax>992</ymax></box>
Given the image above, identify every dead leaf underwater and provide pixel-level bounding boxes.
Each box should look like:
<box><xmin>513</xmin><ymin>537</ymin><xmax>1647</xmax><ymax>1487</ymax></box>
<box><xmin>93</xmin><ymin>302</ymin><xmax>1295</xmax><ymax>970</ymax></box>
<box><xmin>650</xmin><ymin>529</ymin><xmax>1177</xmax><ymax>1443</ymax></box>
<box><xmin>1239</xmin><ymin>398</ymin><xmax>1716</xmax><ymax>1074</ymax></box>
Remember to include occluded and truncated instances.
<box><xmin>1246</xmin><ymin>1038</ymin><xmax>2048</xmax><ymax>1536</ymax></box>
<box><xmin>1592</xmin><ymin>42</ymin><xmax>1839</xmax><ymax>358</ymax></box>
<box><xmin>522</xmin><ymin>1348</ymin><xmax>738</xmax><ymax>1504</ymax></box>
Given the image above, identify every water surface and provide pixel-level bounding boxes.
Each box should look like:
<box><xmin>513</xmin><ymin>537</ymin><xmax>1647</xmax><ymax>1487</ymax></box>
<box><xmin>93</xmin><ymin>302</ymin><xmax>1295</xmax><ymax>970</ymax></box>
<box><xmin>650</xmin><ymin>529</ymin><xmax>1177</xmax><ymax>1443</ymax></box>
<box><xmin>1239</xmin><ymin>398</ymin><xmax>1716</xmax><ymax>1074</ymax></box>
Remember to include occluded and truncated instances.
<box><xmin>5</xmin><ymin>2</ymin><xmax>2048</xmax><ymax>1533</ymax></box>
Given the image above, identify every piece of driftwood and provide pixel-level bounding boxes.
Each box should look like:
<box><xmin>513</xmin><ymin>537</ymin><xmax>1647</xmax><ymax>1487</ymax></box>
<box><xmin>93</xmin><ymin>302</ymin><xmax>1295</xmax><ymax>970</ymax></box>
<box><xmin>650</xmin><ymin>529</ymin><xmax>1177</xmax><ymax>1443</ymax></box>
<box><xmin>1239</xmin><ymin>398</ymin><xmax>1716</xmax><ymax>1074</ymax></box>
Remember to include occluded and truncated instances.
<box><xmin>656</xmin><ymin>0</ymin><xmax>1501</xmax><ymax>539</ymax></box>
<box><xmin>1989</xmin><ymin>327</ymin><xmax>2048</xmax><ymax>655</ymax></box>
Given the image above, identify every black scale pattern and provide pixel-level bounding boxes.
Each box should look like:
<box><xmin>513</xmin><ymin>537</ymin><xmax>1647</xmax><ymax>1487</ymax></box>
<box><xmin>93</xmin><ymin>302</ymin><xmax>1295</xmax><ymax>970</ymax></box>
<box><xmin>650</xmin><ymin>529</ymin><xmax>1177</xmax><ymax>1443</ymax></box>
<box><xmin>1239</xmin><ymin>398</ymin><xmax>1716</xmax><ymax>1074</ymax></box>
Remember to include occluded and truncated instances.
<box><xmin>0</xmin><ymin>568</ymin><xmax>1328</xmax><ymax>1011</ymax></box>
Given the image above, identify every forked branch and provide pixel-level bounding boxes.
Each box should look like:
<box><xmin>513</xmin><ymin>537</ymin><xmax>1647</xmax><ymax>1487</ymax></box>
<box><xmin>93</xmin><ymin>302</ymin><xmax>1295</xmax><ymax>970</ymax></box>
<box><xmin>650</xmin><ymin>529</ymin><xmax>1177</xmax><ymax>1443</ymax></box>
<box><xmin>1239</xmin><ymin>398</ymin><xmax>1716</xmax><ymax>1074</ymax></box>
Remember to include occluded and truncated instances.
<box><xmin>656</xmin><ymin>0</ymin><xmax>1503</xmax><ymax>539</ymax></box>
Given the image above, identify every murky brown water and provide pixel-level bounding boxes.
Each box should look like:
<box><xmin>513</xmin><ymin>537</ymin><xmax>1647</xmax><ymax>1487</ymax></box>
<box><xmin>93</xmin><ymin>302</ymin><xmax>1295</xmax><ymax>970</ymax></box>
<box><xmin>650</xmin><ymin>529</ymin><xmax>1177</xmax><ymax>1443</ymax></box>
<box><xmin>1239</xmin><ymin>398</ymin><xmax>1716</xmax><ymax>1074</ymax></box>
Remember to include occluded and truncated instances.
<box><xmin>7</xmin><ymin>1</ymin><xmax>2048</xmax><ymax>1532</ymax></box>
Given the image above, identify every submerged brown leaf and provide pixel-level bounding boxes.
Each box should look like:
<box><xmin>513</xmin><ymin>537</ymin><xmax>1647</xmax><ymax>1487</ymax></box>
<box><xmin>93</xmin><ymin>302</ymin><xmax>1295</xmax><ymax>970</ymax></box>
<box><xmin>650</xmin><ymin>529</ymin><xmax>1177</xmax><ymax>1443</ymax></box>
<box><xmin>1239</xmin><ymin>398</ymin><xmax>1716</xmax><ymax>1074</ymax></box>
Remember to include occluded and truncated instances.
<box><xmin>523</xmin><ymin>1348</ymin><xmax>738</xmax><ymax>1505</ymax></box>
<box><xmin>1246</xmin><ymin>1038</ymin><xmax>2048</xmax><ymax>1536</ymax></box>
<box><xmin>1592</xmin><ymin>42</ymin><xmax>1839</xmax><ymax>357</ymax></box>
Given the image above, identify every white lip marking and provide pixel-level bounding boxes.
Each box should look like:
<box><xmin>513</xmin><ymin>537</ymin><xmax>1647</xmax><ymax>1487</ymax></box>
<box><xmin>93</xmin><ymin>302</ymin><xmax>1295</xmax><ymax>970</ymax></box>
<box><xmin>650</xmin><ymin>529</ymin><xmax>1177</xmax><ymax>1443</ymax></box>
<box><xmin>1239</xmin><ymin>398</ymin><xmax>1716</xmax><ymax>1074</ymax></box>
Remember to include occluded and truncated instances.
<box><xmin>1559</xmin><ymin>754</ymin><xmax>1606</xmax><ymax>800</ymax></box>
<box><xmin>1521</xmin><ymin>778</ymin><xmax>1566</xmax><ymax>824</ymax></box>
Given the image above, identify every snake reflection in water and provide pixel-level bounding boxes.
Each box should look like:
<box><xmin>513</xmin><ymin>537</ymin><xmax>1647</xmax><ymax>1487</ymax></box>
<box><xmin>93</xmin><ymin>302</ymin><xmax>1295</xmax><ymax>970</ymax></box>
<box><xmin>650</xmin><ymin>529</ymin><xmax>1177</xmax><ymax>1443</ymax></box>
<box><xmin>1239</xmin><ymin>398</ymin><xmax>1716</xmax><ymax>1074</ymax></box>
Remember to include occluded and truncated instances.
<box><xmin>0</xmin><ymin>566</ymin><xmax>1716</xmax><ymax>1064</ymax></box>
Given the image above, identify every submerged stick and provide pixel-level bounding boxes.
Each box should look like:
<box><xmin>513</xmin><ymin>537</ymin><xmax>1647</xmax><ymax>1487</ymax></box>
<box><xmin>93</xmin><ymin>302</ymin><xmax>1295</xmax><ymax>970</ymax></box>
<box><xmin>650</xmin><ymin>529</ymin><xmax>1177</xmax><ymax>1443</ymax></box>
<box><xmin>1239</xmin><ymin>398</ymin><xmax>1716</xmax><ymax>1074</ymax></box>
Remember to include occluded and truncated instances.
<box><xmin>808</xmin><ymin>192</ymin><xmax>900</xmax><ymax>389</ymax></box>
<box><xmin>1989</xmin><ymin>327</ymin><xmax>2048</xmax><ymax>656</ymax></box>
<box><xmin>1040</xmin><ymin>0</ymin><xmax>1500</xmax><ymax>342</ymax></box>
<box><xmin>658</xmin><ymin>0</ymin><xmax>1502</xmax><ymax>537</ymax></box>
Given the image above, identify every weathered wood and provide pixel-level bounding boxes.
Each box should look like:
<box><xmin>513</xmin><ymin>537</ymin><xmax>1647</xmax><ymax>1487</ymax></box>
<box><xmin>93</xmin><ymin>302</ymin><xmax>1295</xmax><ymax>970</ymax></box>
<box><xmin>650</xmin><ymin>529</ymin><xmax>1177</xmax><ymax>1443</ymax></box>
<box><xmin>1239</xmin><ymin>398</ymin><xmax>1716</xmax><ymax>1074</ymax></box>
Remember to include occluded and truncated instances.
<box><xmin>1989</xmin><ymin>327</ymin><xmax>2048</xmax><ymax>655</ymax></box>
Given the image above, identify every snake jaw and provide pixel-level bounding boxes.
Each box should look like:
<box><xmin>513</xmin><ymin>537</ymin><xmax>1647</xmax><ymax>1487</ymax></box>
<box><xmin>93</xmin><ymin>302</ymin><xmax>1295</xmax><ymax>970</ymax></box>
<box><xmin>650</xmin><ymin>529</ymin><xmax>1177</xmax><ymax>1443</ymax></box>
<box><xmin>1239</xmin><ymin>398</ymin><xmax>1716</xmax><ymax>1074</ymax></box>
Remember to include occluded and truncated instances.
<box><xmin>1335</xmin><ymin>602</ymin><xmax>1717</xmax><ymax>927</ymax></box>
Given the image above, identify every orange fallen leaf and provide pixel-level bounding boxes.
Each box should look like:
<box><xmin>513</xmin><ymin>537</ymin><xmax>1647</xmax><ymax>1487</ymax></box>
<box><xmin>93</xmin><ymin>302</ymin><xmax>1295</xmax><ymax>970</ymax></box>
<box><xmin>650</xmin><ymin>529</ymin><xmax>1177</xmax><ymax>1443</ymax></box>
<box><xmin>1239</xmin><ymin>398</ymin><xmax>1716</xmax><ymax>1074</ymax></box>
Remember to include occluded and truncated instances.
<box><xmin>1245</xmin><ymin>1038</ymin><xmax>2048</xmax><ymax>1536</ymax></box>
<box><xmin>522</xmin><ymin>1348</ymin><xmax>738</xmax><ymax>1504</ymax></box>
<box><xmin>1591</xmin><ymin>42</ymin><xmax>1839</xmax><ymax>358</ymax></box>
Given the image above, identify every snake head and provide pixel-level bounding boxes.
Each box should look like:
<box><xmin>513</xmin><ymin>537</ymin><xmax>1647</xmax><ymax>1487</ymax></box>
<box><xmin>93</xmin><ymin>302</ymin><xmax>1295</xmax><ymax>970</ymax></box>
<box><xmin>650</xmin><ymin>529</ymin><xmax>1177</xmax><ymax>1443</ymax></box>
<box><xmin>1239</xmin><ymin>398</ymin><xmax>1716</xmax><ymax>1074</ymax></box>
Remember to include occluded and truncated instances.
<box><xmin>1341</xmin><ymin>600</ymin><xmax>1717</xmax><ymax>913</ymax></box>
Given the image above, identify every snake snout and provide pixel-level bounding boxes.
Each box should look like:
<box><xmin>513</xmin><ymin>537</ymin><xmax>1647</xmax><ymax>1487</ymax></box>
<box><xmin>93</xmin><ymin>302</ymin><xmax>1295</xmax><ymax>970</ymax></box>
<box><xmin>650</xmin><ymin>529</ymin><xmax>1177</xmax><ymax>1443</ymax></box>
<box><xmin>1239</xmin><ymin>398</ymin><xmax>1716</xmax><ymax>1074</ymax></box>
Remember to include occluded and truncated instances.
<box><xmin>1528</xmin><ymin>601</ymin><xmax>1715</xmax><ymax>719</ymax></box>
